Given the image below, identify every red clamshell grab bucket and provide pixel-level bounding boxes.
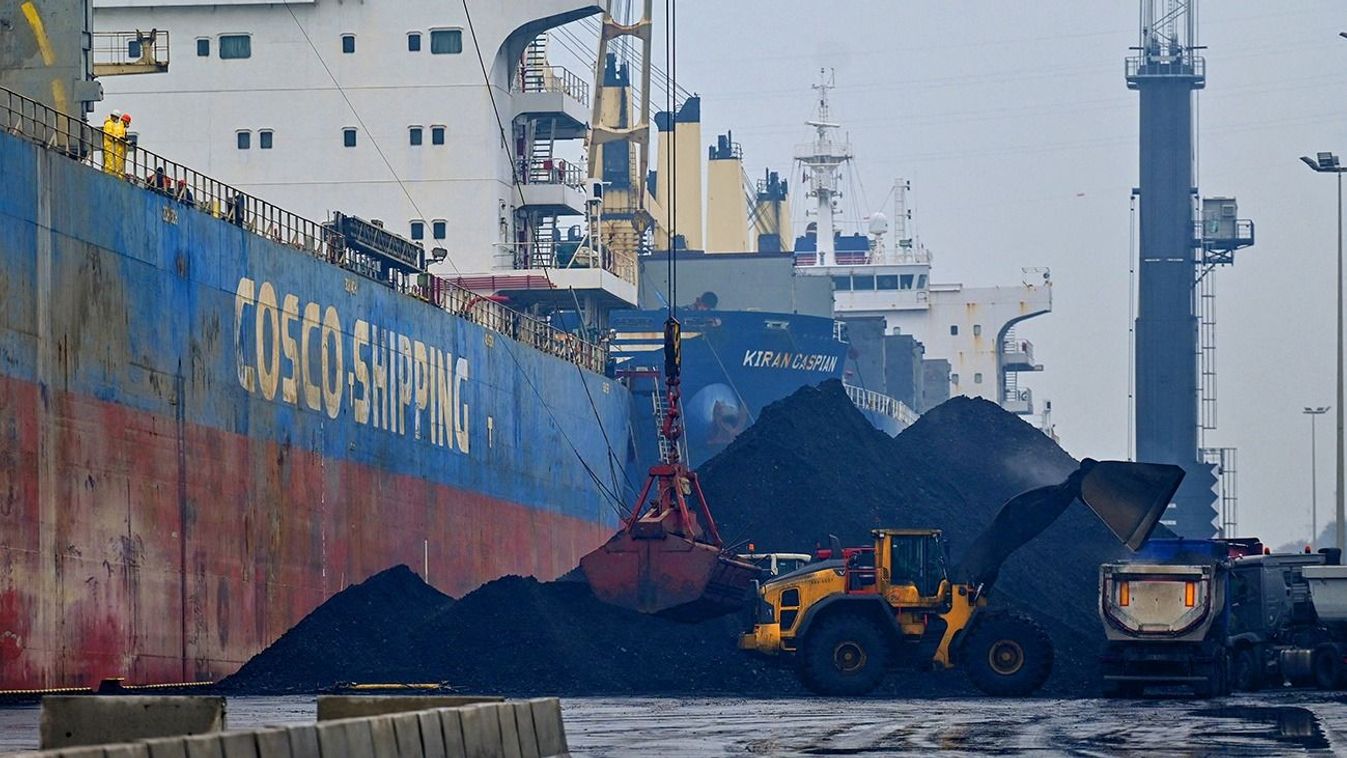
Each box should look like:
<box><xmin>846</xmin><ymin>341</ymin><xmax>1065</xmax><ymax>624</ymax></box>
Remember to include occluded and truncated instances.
<box><xmin>580</xmin><ymin>529</ymin><xmax>760</xmax><ymax>623</ymax></box>
<box><xmin>581</xmin><ymin>498</ymin><xmax>765</xmax><ymax>622</ymax></box>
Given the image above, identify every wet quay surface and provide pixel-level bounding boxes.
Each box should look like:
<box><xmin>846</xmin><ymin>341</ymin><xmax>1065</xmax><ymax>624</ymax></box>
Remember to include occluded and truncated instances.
<box><xmin>0</xmin><ymin>691</ymin><xmax>1343</xmax><ymax>755</ymax></box>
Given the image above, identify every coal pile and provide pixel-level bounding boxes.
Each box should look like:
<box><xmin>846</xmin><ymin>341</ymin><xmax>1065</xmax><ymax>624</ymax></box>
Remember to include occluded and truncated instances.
<box><xmin>220</xmin><ymin>565</ymin><xmax>453</xmax><ymax>693</ymax></box>
<box><xmin>701</xmin><ymin>380</ymin><xmax>1127</xmax><ymax>695</ymax></box>
<box><xmin>225</xmin><ymin>381</ymin><xmax>1130</xmax><ymax>697</ymax></box>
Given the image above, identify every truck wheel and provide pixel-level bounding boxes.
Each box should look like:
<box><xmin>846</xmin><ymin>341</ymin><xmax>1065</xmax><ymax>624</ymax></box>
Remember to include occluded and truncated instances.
<box><xmin>798</xmin><ymin>615</ymin><xmax>890</xmax><ymax>696</ymax></box>
<box><xmin>1312</xmin><ymin>644</ymin><xmax>1340</xmax><ymax>690</ymax></box>
<box><xmin>1192</xmin><ymin>650</ymin><xmax>1228</xmax><ymax>699</ymax></box>
<box><xmin>962</xmin><ymin>610</ymin><xmax>1053</xmax><ymax>697</ymax></box>
<box><xmin>1232</xmin><ymin>648</ymin><xmax>1262</xmax><ymax>692</ymax></box>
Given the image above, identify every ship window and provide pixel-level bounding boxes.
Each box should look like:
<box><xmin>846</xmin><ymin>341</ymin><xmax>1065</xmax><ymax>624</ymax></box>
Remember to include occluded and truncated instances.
<box><xmin>950</xmin><ymin>325</ymin><xmax>958</xmax><ymax>336</ymax></box>
<box><xmin>343</xmin><ymin>128</ymin><xmax>357</xmax><ymax>147</ymax></box>
<box><xmin>409</xmin><ymin>126</ymin><xmax>423</xmax><ymax>146</ymax></box>
<box><xmin>341</xmin><ymin>34</ymin><xmax>356</xmax><ymax>54</ymax></box>
<box><xmin>832</xmin><ymin>276</ymin><xmax>850</xmax><ymax>291</ymax></box>
<box><xmin>431</xmin><ymin>29</ymin><xmax>463</xmax><ymax>54</ymax></box>
<box><xmin>236</xmin><ymin>130</ymin><xmax>250</xmax><ymax>150</ymax></box>
<box><xmin>196</xmin><ymin>38</ymin><xmax>210</xmax><ymax>57</ymax></box>
<box><xmin>433</xmin><ymin>220</ymin><xmax>447</xmax><ymax>240</ymax></box>
<box><xmin>917</xmin><ymin>274</ymin><xmax>928</xmax><ymax>289</ymax></box>
<box><xmin>974</xmin><ymin>373</ymin><xmax>983</xmax><ymax>384</ymax></box>
<box><xmin>900</xmin><ymin>274</ymin><xmax>914</xmax><ymax>290</ymax></box>
<box><xmin>853</xmin><ymin>275</ymin><xmax>875</xmax><ymax>291</ymax></box>
<box><xmin>410</xmin><ymin>221</ymin><xmax>425</xmax><ymax>240</ymax></box>
<box><xmin>219</xmin><ymin>34</ymin><xmax>251</xmax><ymax>60</ymax></box>
<box><xmin>127</xmin><ymin>39</ymin><xmax>142</xmax><ymax>59</ymax></box>
<box><xmin>431</xmin><ymin>125</ymin><xmax>446</xmax><ymax>145</ymax></box>
<box><xmin>259</xmin><ymin>130</ymin><xmax>273</xmax><ymax>150</ymax></box>
<box><xmin>973</xmin><ymin>324</ymin><xmax>982</xmax><ymax>337</ymax></box>
<box><xmin>408</xmin><ymin>32</ymin><xmax>423</xmax><ymax>52</ymax></box>
<box><xmin>951</xmin><ymin>373</ymin><xmax>960</xmax><ymax>385</ymax></box>
<box><xmin>876</xmin><ymin>275</ymin><xmax>898</xmax><ymax>290</ymax></box>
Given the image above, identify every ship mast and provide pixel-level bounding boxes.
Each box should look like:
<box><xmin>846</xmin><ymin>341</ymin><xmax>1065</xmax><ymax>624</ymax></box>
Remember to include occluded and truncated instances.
<box><xmin>796</xmin><ymin>69</ymin><xmax>852</xmax><ymax>266</ymax></box>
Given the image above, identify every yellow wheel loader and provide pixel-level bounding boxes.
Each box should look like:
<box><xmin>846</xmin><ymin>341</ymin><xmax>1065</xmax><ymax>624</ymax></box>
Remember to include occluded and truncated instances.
<box><xmin>738</xmin><ymin>459</ymin><xmax>1185</xmax><ymax>697</ymax></box>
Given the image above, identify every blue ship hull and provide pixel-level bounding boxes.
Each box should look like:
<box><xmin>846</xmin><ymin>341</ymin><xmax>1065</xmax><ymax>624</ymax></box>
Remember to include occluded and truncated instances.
<box><xmin>0</xmin><ymin>126</ymin><xmax>631</xmax><ymax>688</ymax></box>
<box><xmin>611</xmin><ymin>309</ymin><xmax>849</xmax><ymax>467</ymax></box>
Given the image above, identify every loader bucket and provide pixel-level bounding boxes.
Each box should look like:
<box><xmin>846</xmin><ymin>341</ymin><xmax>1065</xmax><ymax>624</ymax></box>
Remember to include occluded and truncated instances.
<box><xmin>954</xmin><ymin>459</ymin><xmax>1186</xmax><ymax>589</ymax></box>
<box><xmin>1079</xmin><ymin>460</ymin><xmax>1185</xmax><ymax>550</ymax></box>
<box><xmin>580</xmin><ymin>531</ymin><xmax>761</xmax><ymax>623</ymax></box>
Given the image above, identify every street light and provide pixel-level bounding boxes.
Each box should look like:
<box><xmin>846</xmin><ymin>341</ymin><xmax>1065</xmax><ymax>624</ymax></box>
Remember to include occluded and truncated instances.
<box><xmin>1306</xmin><ymin>406</ymin><xmax>1330</xmax><ymax>546</ymax></box>
<box><xmin>1302</xmin><ymin>151</ymin><xmax>1347</xmax><ymax>550</ymax></box>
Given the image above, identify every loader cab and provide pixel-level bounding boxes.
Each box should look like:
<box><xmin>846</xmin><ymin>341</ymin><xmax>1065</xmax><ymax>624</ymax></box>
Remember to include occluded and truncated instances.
<box><xmin>874</xmin><ymin>529</ymin><xmax>948</xmax><ymax>602</ymax></box>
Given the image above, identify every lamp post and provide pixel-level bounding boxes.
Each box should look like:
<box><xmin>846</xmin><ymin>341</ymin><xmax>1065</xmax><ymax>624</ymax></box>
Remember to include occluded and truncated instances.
<box><xmin>1306</xmin><ymin>406</ymin><xmax>1330</xmax><ymax>546</ymax></box>
<box><xmin>1301</xmin><ymin>152</ymin><xmax>1346</xmax><ymax>550</ymax></box>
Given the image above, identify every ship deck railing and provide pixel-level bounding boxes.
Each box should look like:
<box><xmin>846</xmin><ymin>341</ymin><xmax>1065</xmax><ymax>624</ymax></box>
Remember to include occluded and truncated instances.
<box><xmin>843</xmin><ymin>383</ymin><xmax>920</xmax><ymax>428</ymax></box>
<box><xmin>0</xmin><ymin>85</ymin><xmax>608</xmax><ymax>375</ymax></box>
<box><xmin>514</xmin><ymin>64</ymin><xmax>590</xmax><ymax>107</ymax></box>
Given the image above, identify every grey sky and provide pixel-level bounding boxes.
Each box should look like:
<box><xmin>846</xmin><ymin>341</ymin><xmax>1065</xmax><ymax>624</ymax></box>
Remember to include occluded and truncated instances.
<box><xmin>569</xmin><ymin>1</ymin><xmax>1344</xmax><ymax>547</ymax></box>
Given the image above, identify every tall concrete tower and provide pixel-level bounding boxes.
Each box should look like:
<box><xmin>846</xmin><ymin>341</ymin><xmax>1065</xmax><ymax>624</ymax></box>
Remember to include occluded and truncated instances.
<box><xmin>1127</xmin><ymin>1</ymin><xmax>1218</xmax><ymax>537</ymax></box>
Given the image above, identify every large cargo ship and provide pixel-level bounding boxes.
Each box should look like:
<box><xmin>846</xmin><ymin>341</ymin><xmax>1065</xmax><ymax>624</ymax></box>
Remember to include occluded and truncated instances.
<box><xmin>610</xmin><ymin>308</ymin><xmax>854</xmax><ymax>467</ymax></box>
<box><xmin>0</xmin><ymin>4</ymin><xmax>632</xmax><ymax>687</ymax></box>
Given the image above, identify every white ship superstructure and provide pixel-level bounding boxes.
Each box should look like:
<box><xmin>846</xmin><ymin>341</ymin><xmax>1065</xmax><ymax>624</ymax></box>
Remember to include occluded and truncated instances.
<box><xmin>92</xmin><ymin>0</ymin><xmax>635</xmax><ymax>312</ymax></box>
<box><xmin>792</xmin><ymin>73</ymin><xmax>1052</xmax><ymax>418</ymax></box>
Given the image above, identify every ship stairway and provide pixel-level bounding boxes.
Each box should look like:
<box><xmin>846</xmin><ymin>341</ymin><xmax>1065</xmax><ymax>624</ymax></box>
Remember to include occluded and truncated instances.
<box><xmin>522</xmin><ymin>36</ymin><xmax>549</xmax><ymax>92</ymax></box>
<box><xmin>521</xmin><ymin>113</ymin><xmax>563</xmax><ymax>269</ymax></box>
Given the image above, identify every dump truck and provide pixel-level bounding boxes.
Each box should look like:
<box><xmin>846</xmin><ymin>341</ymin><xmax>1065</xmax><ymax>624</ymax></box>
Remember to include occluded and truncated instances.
<box><xmin>738</xmin><ymin>459</ymin><xmax>1184</xmax><ymax>696</ymax></box>
<box><xmin>1099</xmin><ymin>540</ymin><xmax>1347</xmax><ymax>696</ymax></box>
<box><xmin>1096</xmin><ymin>537</ymin><xmax>1260</xmax><ymax>697</ymax></box>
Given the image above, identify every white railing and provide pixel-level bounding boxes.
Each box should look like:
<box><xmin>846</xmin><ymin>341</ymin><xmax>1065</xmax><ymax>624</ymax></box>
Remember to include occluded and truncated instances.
<box><xmin>844</xmin><ymin>383</ymin><xmax>919</xmax><ymax>428</ymax></box>
<box><xmin>0</xmin><ymin>85</ymin><xmax>608</xmax><ymax>375</ymax></box>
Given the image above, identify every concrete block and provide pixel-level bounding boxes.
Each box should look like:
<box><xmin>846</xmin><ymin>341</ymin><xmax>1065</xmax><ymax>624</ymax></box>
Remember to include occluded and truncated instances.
<box><xmin>528</xmin><ymin>699</ymin><xmax>567</xmax><ymax>758</ymax></box>
<box><xmin>459</xmin><ymin>704</ymin><xmax>503</xmax><ymax>758</ymax></box>
<box><xmin>253</xmin><ymin>729</ymin><xmax>292</xmax><ymax>758</ymax></box>
<box><xmin>285</xmin><ymin>725</ymin><xmax>320</xmax><ymax>758</ymax></box>
<box><xmin>142</xmin><ymin>736</ymin><xmax>189</xmax><ymax>758</ymax></box>
<box><xmin>437</xmin><ymin>709</ymin><xmax>465</xmax><ymax>758</ymax></box>
<box><xmin>512</xmin><ymin>703</ymin><xmax>540</xmax><ymax>758</ymax></box>
<box><xmin>339</xmin><ymin>720</ymin><xmax>376</xmax><ymax>758</ymax></box>
<box><xmin>416</xmin><ymin>712</ymin><xmax>446</xmax><ymax>758</ymax></box>
<box><xmin>316</xmin><ymin>697</ymin><xmax>501</xmax><ymax>722</ymax></box>
<box><xmin>390</xmin><ymin>713</ymin><xmax>424</xmax><ymax>758</ymax></box>
<box><xmin>41</xmin><ymin>697</ymin><xmax>225</xmax><ymax>749</ymax></box>
<box><xmin>314</xmin><ymin>721</ymin><xmax>348</xmax><ymax>758</ymax></box>
<box><xmin>219</xmin><ymin>732</ymin><xmax>258</xmax><ymax>758</ymax></box>
<box><xmin>497</xmin><ymin>706</ymin><xmax>522</xmax><ymax>758</ymax></box>
<box><xmin>56</xmin><ymin>748</ymin><xmax>108</xmax><ymax>758</ymax></box>
<box><xmin>368</xmin><ymin>716</ymin><xmax>397</xmax><ymax>758</ymax></box>
<box><xmin>104</xmin><ymin>745</ymin><xmax>152</xmax><ymax>758</ymax></box>
<box><xmin>182</xmin><ymin>734</ymin><xmax>225</xmax><ymax>758</ymax></box>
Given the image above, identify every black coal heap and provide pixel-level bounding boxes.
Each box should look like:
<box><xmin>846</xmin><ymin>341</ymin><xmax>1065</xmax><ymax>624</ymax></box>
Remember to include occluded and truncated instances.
<box><xmin>224</xmin><ymin>380</ymin><xmax>1125</xmax><ymax>696</ymax></box>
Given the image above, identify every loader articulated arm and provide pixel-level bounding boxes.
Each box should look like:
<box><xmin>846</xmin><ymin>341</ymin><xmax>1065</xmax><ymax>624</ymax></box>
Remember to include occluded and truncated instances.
<box><xmin>954</xmin><ymin>459</ymin><xmax>1185</xmax><ymax>590</ymax></box>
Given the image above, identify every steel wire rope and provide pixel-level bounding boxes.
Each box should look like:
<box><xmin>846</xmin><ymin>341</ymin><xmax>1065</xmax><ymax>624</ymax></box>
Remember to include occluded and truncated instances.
<box><xmin>279</xmin><ymin>1</ymin><xmax>459</xmax><ymax>275</ymax></box>
<box><xmin>461</xmin><ymin>0</ymin><xmax>630</xmax><ymax>514</ymax></box>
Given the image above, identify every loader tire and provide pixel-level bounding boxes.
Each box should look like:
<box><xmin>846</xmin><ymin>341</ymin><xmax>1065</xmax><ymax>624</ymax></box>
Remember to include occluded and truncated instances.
<box><xmin>962</xmin><ymin>610</ymin><xmax>1053</xmax><ymax>697</ymax></box>
<box><xmin>1312</xmin><ymin>644</ymin><xmax>1340</xmax><ymax>690</ymax></box>
<box><xmin>798</xmin><ymin>614</ymin><xmax>890</xmax><ymax>696</ymax></box>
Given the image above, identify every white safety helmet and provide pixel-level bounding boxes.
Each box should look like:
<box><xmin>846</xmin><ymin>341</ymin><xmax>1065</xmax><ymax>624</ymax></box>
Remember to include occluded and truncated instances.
<box><xmin>110</xmin><ymin>109</ymin><xmax>122</xmax><ymax>119</ymax></box>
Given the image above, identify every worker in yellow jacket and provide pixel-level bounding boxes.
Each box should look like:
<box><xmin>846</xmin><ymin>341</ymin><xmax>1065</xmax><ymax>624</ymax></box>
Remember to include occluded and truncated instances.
<box><xmin>101</xmin><ymin>110</ymin><xmax>122</xmax><ymax>175</ymax></box>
